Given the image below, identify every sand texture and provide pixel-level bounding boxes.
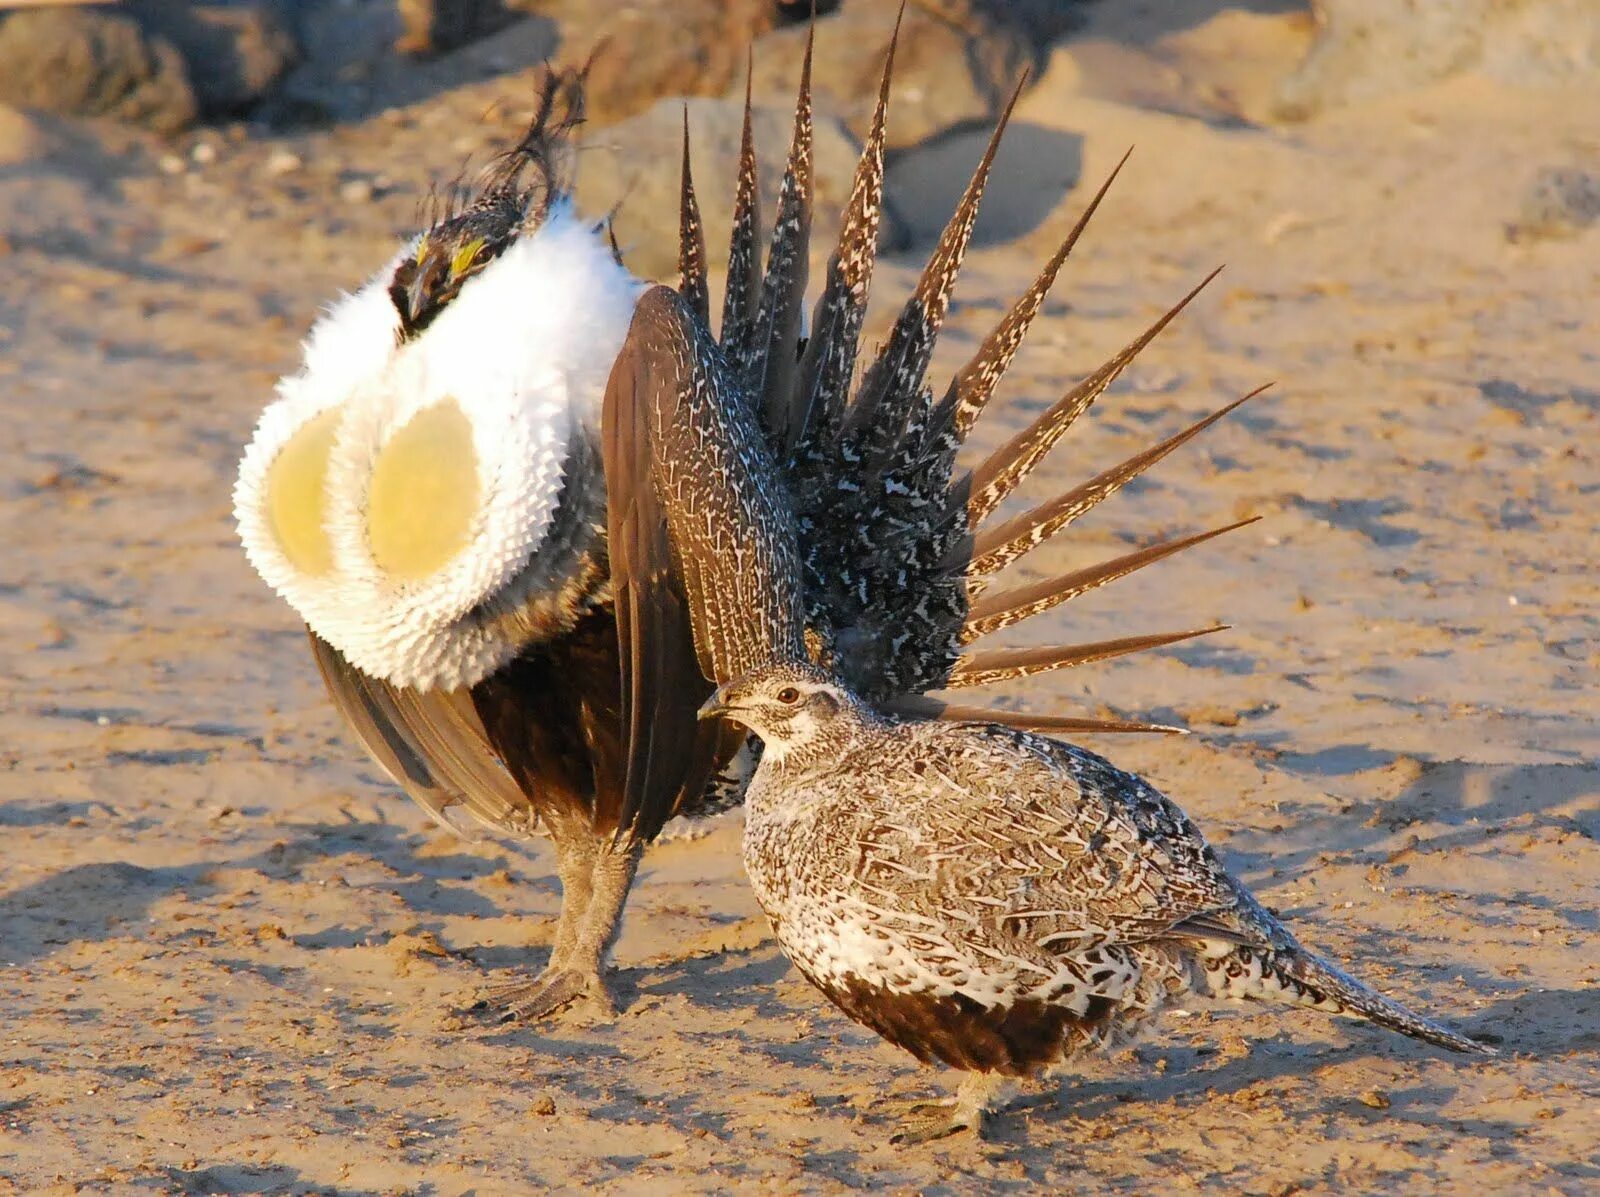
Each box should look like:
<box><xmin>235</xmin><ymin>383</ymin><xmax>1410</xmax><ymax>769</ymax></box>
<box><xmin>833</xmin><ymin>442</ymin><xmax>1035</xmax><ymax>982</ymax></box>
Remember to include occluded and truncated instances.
<box><xmin>2</xmin><ymin>5</ymin><xmax>1597</xmax><ymax>1194</ymax></box>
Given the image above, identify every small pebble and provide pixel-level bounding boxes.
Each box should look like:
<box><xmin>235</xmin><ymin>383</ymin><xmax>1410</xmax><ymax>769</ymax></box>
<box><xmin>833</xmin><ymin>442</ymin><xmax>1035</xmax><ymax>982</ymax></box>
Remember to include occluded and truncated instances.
<box><xmin>340</xmin><ymin>178</ymin><xmax>375</xmax><ymax>204</ymax></box>
<box><xmin>267</xmin><ymin>149</ymin><xmax>303</xmax><ymax>176</ymax></box>
<box><xmin>529</xmin><ymin>1093</ymin><xmax>557</xmax><ymax>1116</ymax></box>
<box><xmin>1358</xmin><ymin>1088</ymin><xmax>1391</xmax><ymax>1110</ymax></box>
<box><xmin>1508</xmin><ymin>167</ymin><xmax>1600</xmax><ymax>242</ymax></box>
<box><xmin>158</xmin><ymin>154</ymin><xmax>186</xmax><ymax>176</ymax></box>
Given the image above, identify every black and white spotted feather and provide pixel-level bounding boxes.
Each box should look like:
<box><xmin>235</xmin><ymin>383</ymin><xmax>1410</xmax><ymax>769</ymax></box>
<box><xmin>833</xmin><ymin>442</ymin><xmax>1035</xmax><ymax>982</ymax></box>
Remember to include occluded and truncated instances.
<box><xmin>646</xmin><ymin>15</ymin><xmax>1261</xmax><ymax>748</ymax></box>
<box><xmin>714</xmin><ymin>663</ymin><xmax>1489</xmax><ymax>1109</ymax></box>
<box><xmin>300</xmin><ymin>18</ymin><xmax>1264</xmax><ymax>859</ymax></box>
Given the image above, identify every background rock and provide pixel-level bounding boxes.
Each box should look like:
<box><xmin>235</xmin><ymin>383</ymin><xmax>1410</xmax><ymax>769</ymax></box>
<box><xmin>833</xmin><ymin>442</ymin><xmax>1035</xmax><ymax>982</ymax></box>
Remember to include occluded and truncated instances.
<box><xmin>884</xmin><ymin>119</ymin><xmax>1082</xmax><ymax>248</ymax></box>
<box><xmin>575</xmin><ymin>94</ymin><xmax>907</xmax><ymax>281</ymax></box>
<box><xmin>0</xmin><ymin>9</ymin><xmax>197</xmax><ymax>133</ymax></box>
<box><xmin>128</xmin><ymin>1</ymin><xmax>299</xmax><ymax>116</ymax></box>
<box><xmin>395</xmin><ymin>0</ymin><xmax>516</xmax><ymax>56</ymax></box>
<box><xmin>266</xmin><ymin>2</ymin><xmax>559</xmax><ymax>125</ymax></box>
<box><xmin>1507</xmin><ymin>165</ymin><xmax>1600</xmax><ymax>242</ymax></box>
<box><xmin>540</xmin><ymin>0</ymin><xmax>779</xmax><ymax>128</ymax></box>
<box><xmin>743</xmin><ymin>0</ymin><xmax>1078</xmax><ymax>152</ymax></box>
<box><xmin>1276</xmin><ymin>0</ymin><xmax>1600</xmax><ymax>120</ymax></box>
<box><xmin>0</xmin><ymin>104</ymin><xmax>55</xmax><ymax>169</ymax></box>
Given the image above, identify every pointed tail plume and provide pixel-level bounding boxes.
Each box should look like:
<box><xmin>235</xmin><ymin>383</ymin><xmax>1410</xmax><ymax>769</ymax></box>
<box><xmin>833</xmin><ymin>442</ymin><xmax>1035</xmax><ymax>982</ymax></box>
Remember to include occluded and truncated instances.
<box><xmin>1211</xmin><ymin>946</ymin><xmax>1496</xmax><ymax>1056</ymax></box>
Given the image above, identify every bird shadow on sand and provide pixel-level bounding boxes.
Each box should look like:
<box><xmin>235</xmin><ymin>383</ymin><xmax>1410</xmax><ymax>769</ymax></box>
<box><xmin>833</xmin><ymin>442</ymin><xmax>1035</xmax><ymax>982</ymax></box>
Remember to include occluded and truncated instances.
<box><xmin>138</xmin><ymin>1164</ymin><xmax>452</xmax><ymax>1196</ymax></box>
<box><xmin>1283</xmin><ymin>494</ymin><xmax>1423</xmax><ymax>548</ymax></box>
<box><xmin>468</xmin><ymin>943</ymin><xmax>799</xmax><ymax>1053</ymax></box>
<box><xmin>1215</xmin><ymin>760</ymin><xmax>1600</xmax><ymax>893</ymax></box>
<box><xmin>0</xmin><ymin>859</ymin><xmax>213</xmax><ymax>968</ymax></box>
<box><xmin>0</xmin><ymin>810</ymin><xmax>545</xmax><ymax>967</ymax></box>
<box><xmin>1082</xmin><ymin>0</ymin><xmax>1308</xmax><ymax>47</ymax></box>
<box><xmin>884</xmin><ymin>122</ymin><xmax>1083</xmax><ymax>251</ymax></box>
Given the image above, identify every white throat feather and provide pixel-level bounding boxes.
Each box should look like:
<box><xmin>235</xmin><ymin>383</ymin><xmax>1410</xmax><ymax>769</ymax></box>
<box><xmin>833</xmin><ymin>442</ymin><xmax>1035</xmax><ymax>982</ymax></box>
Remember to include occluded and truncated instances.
<box><xmin>235</xmin><ymin>204</ymin><xmax>642</xmax><ymax>691</ymax></box>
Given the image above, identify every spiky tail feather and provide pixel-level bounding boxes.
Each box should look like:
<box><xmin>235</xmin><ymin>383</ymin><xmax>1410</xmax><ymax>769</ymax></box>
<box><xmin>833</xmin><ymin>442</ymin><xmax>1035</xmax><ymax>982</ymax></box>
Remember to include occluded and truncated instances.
<box><xmin>1203</xmin><ymin>944</ymin><xmax>1493</xmax><ymax>1055</ymax></box>
<box><xmin>679</xmin><ymin>11</ymin><xmax>1263</xmax><ymax>731</ymax></box>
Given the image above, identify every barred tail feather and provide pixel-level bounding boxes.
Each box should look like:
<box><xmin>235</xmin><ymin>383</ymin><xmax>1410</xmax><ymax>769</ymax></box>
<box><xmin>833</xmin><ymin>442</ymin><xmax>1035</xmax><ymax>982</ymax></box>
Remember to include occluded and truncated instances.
<box><xmin>843</xmin><ymin>75</ymin><xmax>1026</xmax><ymax>459</ymax></box>
<box><xmin>946</xmin><ymin>625</ymin><xmax>1224</xmax><ymax>689</ymax></box>
<box><xmin>751</xmin><ymin>25</ymin><xmax>815</xmax><ymax>441</ymax></box>
<box><xmin>960</xmin><ymin>518</ymin><xmax>1260</xmax><ymax>643</ymax></box>
<box><xmin>678</xmin><ymin>107</ymin><xmax>710</xmax><ymax>325</ymax></box>
<box><xmin>721</xmin><ymin>58</ymin><xmax>762</xmax><ymax>364</ymax></box>
<box><xmin>965</xmin><ymin>267</ymin><xmax>1224</xmax><ymax>527</ymax></box>
<box><xmin>930</xmin><ymin>148</ymin><xmax>1131</xmax><ymax>448</ymax></box>
<box><xmin>965</xmin><ymin>386</ymin><xmax>1269</xmax><ymax>577</ymax></box>
<box><xmin>790</xmin><ymin>9</ymin><xmax>895</xmax><ymax>456</ymax></box>
<box><xmin>884</xmin><ymin>693</ymin><xmax>1186</xmax><ymax>735</ymax></box>
<box><xmin>1204</xmin><ymin>944</ymin><xmax>1492</xmax><ymax>1055</ymax></box>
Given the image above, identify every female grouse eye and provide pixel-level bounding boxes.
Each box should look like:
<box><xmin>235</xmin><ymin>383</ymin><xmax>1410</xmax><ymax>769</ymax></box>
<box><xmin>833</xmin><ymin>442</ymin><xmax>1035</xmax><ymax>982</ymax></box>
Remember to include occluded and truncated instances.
<box><xmin>775</xmin><ymin>686</ymin><xmax>801</xmax><ymax>705</ymax></box>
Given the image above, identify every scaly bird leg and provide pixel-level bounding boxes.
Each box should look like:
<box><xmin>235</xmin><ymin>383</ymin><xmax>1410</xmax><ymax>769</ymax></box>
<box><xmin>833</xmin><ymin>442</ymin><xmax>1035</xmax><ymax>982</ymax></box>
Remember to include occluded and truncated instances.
<box><xmin>476</xmin><ymin>834</ymin><xmax>641</xmax><ymax>1024</ymax></box>
<box><xmin>474</xmin><ymin>828</ymin><xmax>600</xmax><ymax>1023</ymax></box>
<box><xmin>556</xmin><ymin>836</ymin><xmax>643</xmax><ymax>1020</ymax></box>
<box><xmin>546</xmin><ymin>831</ymin><xmax>597</xmax><ymax>971</ymax></box>
<box><xmin>889</xmin><ymin>1072</ymin><xmax>1012</xmax><ymax>1145</ymax></box>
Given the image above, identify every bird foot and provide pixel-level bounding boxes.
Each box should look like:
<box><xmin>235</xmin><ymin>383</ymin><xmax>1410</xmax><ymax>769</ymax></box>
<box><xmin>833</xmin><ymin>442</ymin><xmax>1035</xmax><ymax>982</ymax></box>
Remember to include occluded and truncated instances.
<box><xmin>469</xmin><ymin>968</ymin><xmax>615</xmax><ymax>1024</ymax></box>
<box><xmin>887</xmin><ymin>1098</ymin><xmax>987</xmax><ymax>1145</ymax></box>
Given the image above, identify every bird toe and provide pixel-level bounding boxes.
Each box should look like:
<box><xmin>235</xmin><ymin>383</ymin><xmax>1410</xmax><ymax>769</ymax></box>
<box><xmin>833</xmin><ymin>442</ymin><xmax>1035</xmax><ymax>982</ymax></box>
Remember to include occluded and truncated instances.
<box><xmin>888</xmin><ymin>1100</ymin><xmax>984</xmax><ymax>1145</ymax></box>
<box><xmin>468</xmin><ymin>967</ymin><xmax>596</xmax><ymax>1024</ymax></box>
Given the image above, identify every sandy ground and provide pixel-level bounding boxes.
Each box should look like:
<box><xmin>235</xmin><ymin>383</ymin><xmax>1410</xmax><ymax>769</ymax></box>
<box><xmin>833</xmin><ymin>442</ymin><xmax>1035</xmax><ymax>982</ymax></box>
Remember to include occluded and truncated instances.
<box><xmin>2</xmin><ymin>6</ymin><xmax>1598</xmax><ymax>1194</ymax></box>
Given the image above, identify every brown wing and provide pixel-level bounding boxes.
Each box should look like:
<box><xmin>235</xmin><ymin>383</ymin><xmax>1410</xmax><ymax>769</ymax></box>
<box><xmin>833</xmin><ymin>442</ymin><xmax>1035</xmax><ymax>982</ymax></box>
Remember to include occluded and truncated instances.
<box><xmin>603</xmin><ymin>286</ymin><xmax>805</xmax><ymax>841</ymax></box>
<box><xmin>308</xmin><ymin>631</ymin><xmax>537</xmax><ymax>839</ymax></box>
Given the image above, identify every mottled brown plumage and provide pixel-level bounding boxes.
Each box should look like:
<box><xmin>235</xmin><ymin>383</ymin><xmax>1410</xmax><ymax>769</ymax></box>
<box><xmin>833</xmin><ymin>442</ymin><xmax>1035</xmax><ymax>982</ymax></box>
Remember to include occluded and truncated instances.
<box><xmin>708</xmin><ymin>663</ymin><xmax>1491</xmax><ymax>1143</ymax></box>
<box><xmin>272</xmin><ymin>9</ymin><xmax>1268</xmax><ymax>1025</ymax></box>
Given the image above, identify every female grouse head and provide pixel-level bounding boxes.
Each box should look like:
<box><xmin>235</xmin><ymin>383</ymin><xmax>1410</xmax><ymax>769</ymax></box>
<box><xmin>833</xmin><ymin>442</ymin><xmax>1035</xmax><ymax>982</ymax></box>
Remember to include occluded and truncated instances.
<box><xmin>234</xmin><ymin>68</ymin><xmax>642</xmax><ymax>692</ymax></box>
<box><xmin>698</xmin><ymin>662</ymin><xmax>869</xmax><ymax>760</ymax></box>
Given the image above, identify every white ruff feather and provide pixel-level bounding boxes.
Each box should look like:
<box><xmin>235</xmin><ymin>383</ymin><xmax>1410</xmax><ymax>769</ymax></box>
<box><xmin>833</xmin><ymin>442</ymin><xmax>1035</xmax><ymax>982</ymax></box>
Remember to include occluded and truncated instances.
<box><xmin>235</xmin><ymin>204</ymin><xmax>642</xmax><ymax>690</ymax></box>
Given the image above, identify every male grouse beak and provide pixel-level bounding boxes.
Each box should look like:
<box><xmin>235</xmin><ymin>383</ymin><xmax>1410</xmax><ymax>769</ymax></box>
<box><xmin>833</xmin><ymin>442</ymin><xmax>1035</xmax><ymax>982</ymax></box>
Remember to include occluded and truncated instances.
<box><xmin>403</xmin><ymin>250</ymin><xmax>448</xmax><ymax>326</ymax></box>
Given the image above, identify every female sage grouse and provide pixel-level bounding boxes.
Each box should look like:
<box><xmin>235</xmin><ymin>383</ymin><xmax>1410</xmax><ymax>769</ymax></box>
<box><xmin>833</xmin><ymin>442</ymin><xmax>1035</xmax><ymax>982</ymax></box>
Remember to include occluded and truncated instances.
<box><xmin>700</xmin><ymin>662</ymin><xmax>1491</xmax><ymax>1142</ymax></box>
<box><xmin>234</xmin><ymin>27</ymin><xmax>1254</xmax><ymax>1020</ymax></box>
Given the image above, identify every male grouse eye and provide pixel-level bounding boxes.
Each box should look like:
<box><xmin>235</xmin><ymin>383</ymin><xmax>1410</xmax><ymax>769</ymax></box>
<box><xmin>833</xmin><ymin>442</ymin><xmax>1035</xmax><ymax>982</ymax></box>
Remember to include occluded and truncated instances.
<box><xmin>775</xmin><ymin>686</ymin><xmax>801</xmax><ymax>705</ymax></box>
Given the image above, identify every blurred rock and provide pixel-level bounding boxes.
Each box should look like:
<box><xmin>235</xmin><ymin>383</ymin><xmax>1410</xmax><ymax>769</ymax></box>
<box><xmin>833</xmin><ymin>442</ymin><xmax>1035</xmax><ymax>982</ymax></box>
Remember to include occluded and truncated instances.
<box><xmin>575</xmin><ymin>94</ymin><xmax>907</xmax><ymax>282</ymax></box>
<box><xmin>395</xmin><ymin>0</ymin><xmax>517</xmax><ymax>56</ymax></box>
<box><xmin>0</xmin><ymin>105</ymin><xmax>55</xmax><ymax>168</ymax></box>
<box><xmin>744</xmin><ymin>0</ymin><xmax>1057</xmax><ymax>152</ymax></box>
<box><xmin>267</xmin><ymin>2</ymin><xmax>559</xmax><ymax>125</ymax></box>
<box><xmin>774</xmin><ymin>0</ymin><xmax>843</xmax><ymax>26</ymax></box>
<box><xmin>127</xmin><ymin>2</ymin><xmax>299</xmax><ymax>116</ymax></box>
<box><xmin>226</xmin><ymin>0</ymin><xmax>1075</xmax><ymax>136</ymax></box>
<box><xmin>1507</xmin><ymin>166</ymin><xmax>1600</xmax><ymax>242</ymax></box>
<box><xmin>885</xmin><ymin>119</ymin><xmax>1082</xmax><ymax>248</ymax></box>
<box><xmin>0</xmin><ymin>9</ymin><xmax>197</xmax><ymax>133</ymax></box>
<box><xmin>535</xmin><ymin>0</ymin><xmax>778</xmax><ymax>128</ymax></box>
<box><xmin>1277</xmin><ymin>0</ymin><xmax>1600</xmax><ymax>120</ymax></box>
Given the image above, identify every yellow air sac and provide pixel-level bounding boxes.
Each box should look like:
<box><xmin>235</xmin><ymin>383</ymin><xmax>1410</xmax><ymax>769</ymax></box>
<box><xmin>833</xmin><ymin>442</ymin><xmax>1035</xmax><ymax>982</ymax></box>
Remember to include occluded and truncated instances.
<box><xmin>266</xmin><ymin>407</ymin><xmax>341</xmax><ymax>576</ymax></box>
<box><xmin>367</xmin><ymin>399</ymin><xmax>479</xmax><ymax>580</ymax></box>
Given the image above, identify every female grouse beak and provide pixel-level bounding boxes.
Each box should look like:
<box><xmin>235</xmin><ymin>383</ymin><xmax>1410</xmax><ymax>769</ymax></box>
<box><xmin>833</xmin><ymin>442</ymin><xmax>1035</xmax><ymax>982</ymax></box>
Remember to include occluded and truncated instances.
<box><xmin>696</xmin><ymin>685</ymin><xmax>734</xmax><ymax>722</ymax></box>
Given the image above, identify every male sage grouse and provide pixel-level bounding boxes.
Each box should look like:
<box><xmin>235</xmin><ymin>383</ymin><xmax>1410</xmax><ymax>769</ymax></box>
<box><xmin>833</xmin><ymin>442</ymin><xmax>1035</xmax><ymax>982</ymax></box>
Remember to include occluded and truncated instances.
<box><xmin>701</xmin><ymin>662</ymin><xmax>1491</xmax><ymax>1143</ymax></box>
<box><xmin>234</xmin><ymin>27</ymin><xmax>1256</xmax><ymax>1020</ymax></box>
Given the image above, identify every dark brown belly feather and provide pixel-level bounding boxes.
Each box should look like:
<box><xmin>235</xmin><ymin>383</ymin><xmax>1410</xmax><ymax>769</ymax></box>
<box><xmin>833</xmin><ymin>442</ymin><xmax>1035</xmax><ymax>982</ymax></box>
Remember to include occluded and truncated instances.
<box><xmin>470</xmin><ymin>606</ymin><xmax>736</xmax><ymax>837</ymax></box>
<box><xmin>808</xmin><ymin>971</ymin><xmax>1115</xmax><ymax>1077</ymax></box>
<box><xmin>472</xmin><ymin>607</ymin><xmax>626</xmax><ymax>834</ymax></box>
